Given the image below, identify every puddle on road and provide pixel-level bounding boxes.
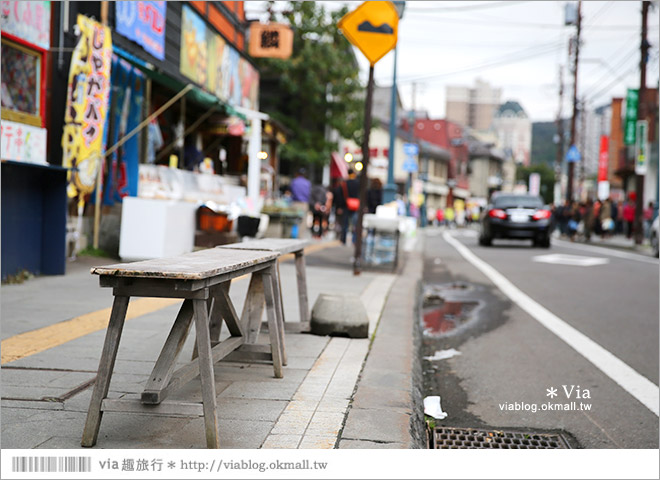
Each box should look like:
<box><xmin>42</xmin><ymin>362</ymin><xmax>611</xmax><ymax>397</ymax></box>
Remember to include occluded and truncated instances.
<box><xmin>422</xmin><ymin>283</ymin><xmax>480</xmax><ymax>336</ymax></box>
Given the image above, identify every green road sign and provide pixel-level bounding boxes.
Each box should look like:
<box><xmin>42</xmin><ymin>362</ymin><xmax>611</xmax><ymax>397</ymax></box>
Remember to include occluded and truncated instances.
<box><xmin>624</xmin><ymin>89</ymin><xmax>639</xmax><ymax>145</ymax></box>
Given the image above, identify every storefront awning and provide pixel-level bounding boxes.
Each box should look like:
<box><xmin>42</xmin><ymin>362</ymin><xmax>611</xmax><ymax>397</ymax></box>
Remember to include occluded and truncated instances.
<box><xmin>113</xmin><ymin>46</ymin><xmax>246</xmax><ymax>121</ymax></box>
<box><xmin>330</xmin><ymin>152</ymin><xmax>348</xmax><ymax>179</ymax></box>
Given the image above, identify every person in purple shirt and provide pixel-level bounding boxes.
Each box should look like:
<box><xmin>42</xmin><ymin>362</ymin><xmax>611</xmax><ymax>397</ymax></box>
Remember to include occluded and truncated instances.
<box><xmin>290</xmin><ymin>168</ymin><xmax>311</xmax><ymax>203</ymax></box>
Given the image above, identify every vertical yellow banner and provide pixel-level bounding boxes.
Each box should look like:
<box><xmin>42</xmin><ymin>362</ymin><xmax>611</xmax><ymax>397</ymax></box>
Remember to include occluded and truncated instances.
<box><xmin>62</xmin><ymin>14</ymin><xmax>112</xmax><ymax>197</ymax></box>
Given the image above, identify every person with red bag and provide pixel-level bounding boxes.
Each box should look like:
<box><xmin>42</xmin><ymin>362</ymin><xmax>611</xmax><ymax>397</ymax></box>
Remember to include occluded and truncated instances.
<box><xmin>332</xmin><ymin>168</ymin><xmax>360</xmax><ymax>245</ymax></box>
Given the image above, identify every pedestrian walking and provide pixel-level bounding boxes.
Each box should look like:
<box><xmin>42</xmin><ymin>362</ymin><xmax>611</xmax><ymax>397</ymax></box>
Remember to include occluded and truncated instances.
<box><xmin>567</xmin><ymin>201</ymin><xmax>580</xmax><ymax>241</ymax></box>
<box><xmin>623</xmin><ymin>198</ymin><xmax>635</xmax><ymax>239</ymax></box>
<box><xmin>367</xmin><ymin>177</ymin><xmax>383</xmax><ymax>214</ymax></box>
<box><xmin>333</xmin><ymin>169</ymin><xmax>360</xmax><ymax>245</ymax></box>
<box><xmin>290</xmin><ymin>168</ymin><xmax>311</xmax><ymax>203</ymax></box>
<box><xmin>644</xmin><ymin>201</ymin><xmax>655</xmax><ymax>239</ymax></box>
<box><xmin>436</xmin><ymin>207</ymin><xmax>445</xmax><ymax>226</ymax></box>
<box><xmin>309</xmin><ymin>183</ymin><xmax>330</xmax><ymax>238</ymax></box>
<box><xmin>599</xmin><ymin>197</ymin><xmax>613</xmax><ymax>238</ymax></box>
<box><xmin>583</xmin><ymin>198</ymin><xmax>595</xmax><ymax>242</ymax></box>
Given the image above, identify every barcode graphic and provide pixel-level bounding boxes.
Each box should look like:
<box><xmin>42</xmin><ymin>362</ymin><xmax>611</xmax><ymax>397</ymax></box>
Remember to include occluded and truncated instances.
<box><xmin>12</xmin><ymin>456</ymin><xmax>92</xmax><ymax>473</ymax></box>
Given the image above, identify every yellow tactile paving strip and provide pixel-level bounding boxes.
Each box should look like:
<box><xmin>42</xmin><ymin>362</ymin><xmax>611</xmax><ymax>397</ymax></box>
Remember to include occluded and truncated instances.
<box><xmin>1</xmin><ymin>297</ymin><xmax>182</xmax><ymax>365</ymax></box>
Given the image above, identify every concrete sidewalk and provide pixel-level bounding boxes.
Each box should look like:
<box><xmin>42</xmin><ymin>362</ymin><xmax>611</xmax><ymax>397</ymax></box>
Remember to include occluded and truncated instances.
<box><xmin>1</xmin><ymin>241</ymin><xmax>423</xmax><ymax>449</ymax></box>
<box><xmin>552</xmin><ymin>230</ymin><xmax>656</xmax><ymax>257</ymax></box>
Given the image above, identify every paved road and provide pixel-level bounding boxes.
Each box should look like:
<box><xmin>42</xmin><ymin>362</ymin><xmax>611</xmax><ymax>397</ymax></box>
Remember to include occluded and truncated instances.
<box><xmin>421</xmin><ymin>226</ymin><xmax>659</xmax><ymax>448</ymax></box>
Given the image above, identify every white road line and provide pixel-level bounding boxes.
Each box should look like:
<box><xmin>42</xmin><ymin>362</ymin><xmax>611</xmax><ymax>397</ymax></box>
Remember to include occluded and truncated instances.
<box><xmin>443</xmin><ymin>231</ymin><xmax>659</xmax><ymax>417</ymax></box>
<box><xmin>554</xmin><ymin>238</ymin><xmax>658</xmax><ymax>265</ymax></box>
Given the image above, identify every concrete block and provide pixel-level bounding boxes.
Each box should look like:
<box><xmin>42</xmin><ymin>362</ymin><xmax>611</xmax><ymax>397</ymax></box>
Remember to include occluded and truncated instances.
<box><xmin>310</xmin><ymin>294</ymin><xmax>369</xmax><ymax>338</ymax></box>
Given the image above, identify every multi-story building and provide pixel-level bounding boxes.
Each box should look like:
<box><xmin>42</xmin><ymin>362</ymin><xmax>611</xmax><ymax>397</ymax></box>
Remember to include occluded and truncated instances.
<box><xmin>407</xmin><ymin>118</ymin><xmax>470</xmax><ymax>202</ymax></box>
<box><xmin>492</xmin><ymin>100</ymin><xmax>532</xmax><ymax>167</ymax></box>
<box><xmin>466</xmin><ymin>134</ymin><xmax>505</xmax><ymax>199</ymax></box>
<box><xmin>446</xmin><ymin>79</ymin><xmax>502</xmax><ymax>132</ymax></box>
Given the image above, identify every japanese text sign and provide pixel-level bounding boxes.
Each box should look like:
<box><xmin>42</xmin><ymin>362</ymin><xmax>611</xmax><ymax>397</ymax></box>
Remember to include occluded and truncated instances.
<box><xmin>61</xmin><ymin>15</ymin><xmax>112</xmax><ymax>196</ymax></box>
<box><xmin>0</xmin><ymin>1</ymin><xmax>51</xmax><ymax>49</ymax></box>
<box><xmin>1</xmin><ymin>119</ymin><xmax>47</xmax><ymax>164</ymax></box>
<box><xmin>248</xmin><ymin>22</ymin><xmax>293</xmax><ymax>59</ymax></box>
<box><xmin>115</xmin><ymin>1</ymin><xmax>166</xmax><ymax>60</ymax></box>
<box><xmin>624</xmin><ymin>88</ymin><xmax>638</xmax><ymax>146</ymax></box>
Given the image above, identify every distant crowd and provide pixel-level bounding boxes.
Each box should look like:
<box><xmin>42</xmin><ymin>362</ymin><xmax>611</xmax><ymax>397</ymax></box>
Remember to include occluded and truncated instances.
<box><xmin>550</xmin><ymin>196</ymin><xmax>656</xmax><ymax>242</ymax></box>
<box><xmin>280</xmin><ymin>168</ymin><xmax>657</xmax><ymax>246</ymax></box>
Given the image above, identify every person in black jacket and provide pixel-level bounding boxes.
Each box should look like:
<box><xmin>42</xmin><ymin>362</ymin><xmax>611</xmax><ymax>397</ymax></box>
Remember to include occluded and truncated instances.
<box><xmin>367</xmin><ymin>177</ymin><xmax>383</xmax><ymax>214</ymax></box>
<box><xmin>333</xmin><ymin>169</ymin><xmax>360</xmax><ymax>244</ymax></box>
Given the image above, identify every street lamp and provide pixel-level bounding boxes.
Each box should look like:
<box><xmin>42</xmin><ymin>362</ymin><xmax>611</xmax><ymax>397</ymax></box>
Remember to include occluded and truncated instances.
<box><xmin>383</xmin><ymin>1</ymin><xmax>406</xmax><ymax>204</ymax></box>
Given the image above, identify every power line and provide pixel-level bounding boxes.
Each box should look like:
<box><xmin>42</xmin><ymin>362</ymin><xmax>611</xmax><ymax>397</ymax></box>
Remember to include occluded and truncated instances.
<box><xmin>406</xmin><ymin>1</ymin><xmax>530</xmax><ymax>13</ymax></box>
<box><xmin>581</xmin><ymin>1</ymin><xmax>615</xmax><ymax>32</ymax></box>
<box><xmin>395</xmin><ymin>40</ymin><xmax>564</xmax><ymax>83</ymax></box>
<box><xmin>582</xmin><ymin>42</ymin><xmax>641</xmax><ymax>94</ymax></box>
<box><xmin>586</xmin><ymin>63</ymin><xmax>639</xmax><ymax>102</ymax></box>
<box><xmin>403</xmin><ymin>14</ymin><xmax>657</xmax><ymax>31</ymax></box>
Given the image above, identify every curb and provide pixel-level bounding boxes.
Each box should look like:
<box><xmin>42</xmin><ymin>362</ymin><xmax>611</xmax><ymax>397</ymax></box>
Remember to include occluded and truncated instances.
<box><xmin>338</xmin><ymin>246</ymin><xmax>425</xmax><ymax>449</ymax></box>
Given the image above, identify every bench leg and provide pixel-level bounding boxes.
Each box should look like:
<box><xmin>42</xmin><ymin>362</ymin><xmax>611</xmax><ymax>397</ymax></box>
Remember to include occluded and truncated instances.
<box><xmin>241</xmin><ymin>273</ymin><xmax>265</xmax><ymax>344</ymax></box>
<box><xmin>193</xmin><ymin>298</ymin><xmax>220</xmax><ymax>448</ymax></box>
<box><xmin>192</xmin><ymin>283</ymin><xmax>226</xmax><ymax>360</ymax></box>
<box><xmin>295</xmin><ymin>251</ymin><xmax>309</xmax><ymax>323</ymax></box>
<box><xmin>81</xmin><ymin>295</ymin><xmax>129</xmax><ymax>447</ymax></box>
<box><xmin>142</xmin><ymin>299</ymin><xmax>194</xmax><ymax>404</ymax></box>
<box><xmin>262</xmin><ymin>268</ymin><xmax>283</xmax><ymax>378</ymax></box>
<box><xmin>272</xmin><ymin>264</ymin><xmax>287</xmax><ymax>366</ymax></box>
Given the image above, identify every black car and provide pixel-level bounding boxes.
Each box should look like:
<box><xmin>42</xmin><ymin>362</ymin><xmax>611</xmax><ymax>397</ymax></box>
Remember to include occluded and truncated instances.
<box><xmin>479</xmin><ymin>193</ymin><xmax>551</xmax><ymax>248</ymax></box>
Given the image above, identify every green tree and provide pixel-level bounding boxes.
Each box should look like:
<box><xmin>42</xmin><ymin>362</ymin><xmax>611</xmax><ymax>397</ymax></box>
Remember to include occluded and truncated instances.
<box><xmin>255</xmin><ymin>2</ymin><xmax>364</xmax><ymax>168</ymax></box>
<box><xmin>516</xmin><ymin>163</ymin><xmax>556</xmax><ymax>205</ymax></box>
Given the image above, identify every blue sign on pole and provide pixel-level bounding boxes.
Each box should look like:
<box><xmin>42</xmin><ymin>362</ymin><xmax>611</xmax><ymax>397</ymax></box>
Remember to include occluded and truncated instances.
<box><xmin>116</xmin><ymin>1</ymin><xmax>167</xmax><ymax>60</ymax></box>
<box><xmin>403</xmin><ymin>142</ymin><xmax>419</xmax><ymax>156</ymax></box>
<box><xmin>402</xmin><ymin>158</ymin><xmax>418</xmax><ymax>173</ymax></box>
<box><xmin>566</xmin><ymin>145</ymin><xmax>581</xmax><ymax>163</ymax></box>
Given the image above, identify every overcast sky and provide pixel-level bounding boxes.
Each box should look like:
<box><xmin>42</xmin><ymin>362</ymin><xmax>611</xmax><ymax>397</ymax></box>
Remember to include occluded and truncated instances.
<box><xmin>247</xmin><ymin>1</ymin><xmax>659</xmax><ymax>123</ymax></box>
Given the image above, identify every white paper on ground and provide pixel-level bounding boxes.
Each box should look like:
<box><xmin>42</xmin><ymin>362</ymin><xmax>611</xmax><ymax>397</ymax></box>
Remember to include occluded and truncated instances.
<box><xmin>424</xmin><ymin>396</ymin><xmax>448</xmax><ymax>419</ymax></box>
<box><xmin>424</xmin><ymin>348</ymin><xmax>461</xmax><ymax>361</ymax></box>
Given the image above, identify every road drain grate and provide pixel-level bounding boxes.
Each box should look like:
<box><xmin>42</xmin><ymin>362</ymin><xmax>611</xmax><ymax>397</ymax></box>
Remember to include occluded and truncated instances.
<box><xmin>431</xmin><ymin>427</ymin><xmax>569</xmax><ymax>449</ymax></box>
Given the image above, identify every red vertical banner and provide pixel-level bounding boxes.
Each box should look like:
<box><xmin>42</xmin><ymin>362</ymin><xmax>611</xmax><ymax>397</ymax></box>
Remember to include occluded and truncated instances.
<box><xmin>598</xmin><ymin>135</ymin><xmax>609</xmax><ymax>182</ymax></box>
<box><xmin>597</xmin><ymin>135</ymin><xmax>610</xmax><ymax>200</ymax></box>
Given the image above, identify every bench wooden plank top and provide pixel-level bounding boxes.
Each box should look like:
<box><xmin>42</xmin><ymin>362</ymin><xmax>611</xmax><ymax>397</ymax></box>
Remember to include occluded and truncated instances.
<box><xmin>217</xmin><ymin>239</ymin><xmax>310</xmax><ymax>255</ymax></box>
<box><xmin>90</xmin><ymin>248</ymin><xmax>278</xmax><ymax>280</ymax></box>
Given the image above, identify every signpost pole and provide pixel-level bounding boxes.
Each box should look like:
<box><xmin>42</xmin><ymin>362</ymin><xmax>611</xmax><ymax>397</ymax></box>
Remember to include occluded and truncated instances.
<box><xmin>337</xmin><ymin>1</ymin><xmax>399</xmax><ymax>275</ymax></box>
<box><xmin>634</xmin><ymin>1</ymin><xmax>650</xmax><ymax>246</ymax></box>
<box><xmin>384</xmin><ymin>44</ymin><xmax>399</xmax><ymax>204</ymax></box>
<box><xmin>354</xmin><ymin>66</ymin><xmax>375</xmax><ymax>276</ymax></box>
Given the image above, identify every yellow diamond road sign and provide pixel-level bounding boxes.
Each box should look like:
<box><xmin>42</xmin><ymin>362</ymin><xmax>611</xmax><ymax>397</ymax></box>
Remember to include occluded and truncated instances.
<box><xmin>338</xmin><ymin>1</ymin><xmax>398</xmax><ymax>66</ymax></box>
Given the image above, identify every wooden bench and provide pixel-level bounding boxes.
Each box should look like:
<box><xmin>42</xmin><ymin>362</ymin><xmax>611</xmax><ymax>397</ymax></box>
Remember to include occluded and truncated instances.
<box><xmin>218</xmin><ymin>238</ymin><xmax>311</xmax><ymax>334</ymax></box>
<box><xmin>81</xmin><ymin>248</ymin><xmax>285</xmax><ymax>449</ymax></box>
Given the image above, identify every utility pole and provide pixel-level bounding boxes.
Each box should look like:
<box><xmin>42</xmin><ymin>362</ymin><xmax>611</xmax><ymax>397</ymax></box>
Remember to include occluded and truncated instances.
<box><xmin>384</xmin><ymin>1</ymin><xmax>406</xmax><ymax>205</ymax></box>
<box><xmin>566</xmin><ymin>0</ymin><xmax>582</xmax><ymax>203</ymax></box>
<box><xmin>579</xmin><ymin>96</ymin><xmax>587</xmax><ymax>200</ymax></box>
<box><xmin>634</xmin><ymin>1</ymin><xmax>650</xmax><ymax>245</ymax></box>
<box><xmin>555</xmin><ymin>65</ymin><xmax>564</xmax><ymax>205</ymax></box>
